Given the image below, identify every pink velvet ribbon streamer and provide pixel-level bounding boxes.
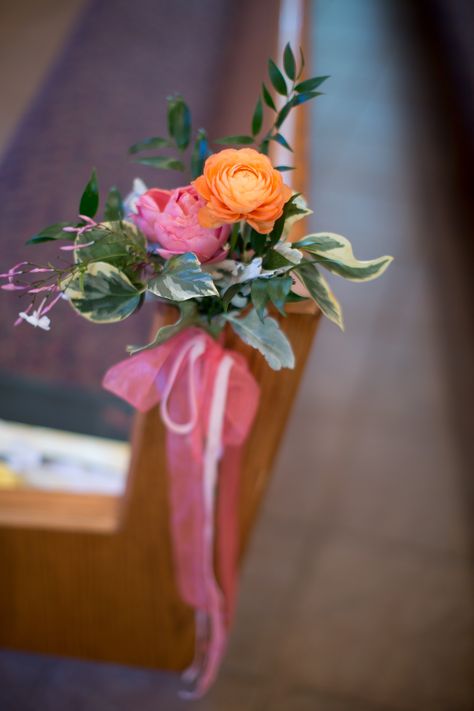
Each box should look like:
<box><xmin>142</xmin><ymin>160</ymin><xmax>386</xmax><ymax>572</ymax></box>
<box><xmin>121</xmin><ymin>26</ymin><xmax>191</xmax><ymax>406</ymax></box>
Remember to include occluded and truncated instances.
<box><xmin>102</xmin><ymin>326</ymin><xmax>260</xmax><ymax>697</ymax></box>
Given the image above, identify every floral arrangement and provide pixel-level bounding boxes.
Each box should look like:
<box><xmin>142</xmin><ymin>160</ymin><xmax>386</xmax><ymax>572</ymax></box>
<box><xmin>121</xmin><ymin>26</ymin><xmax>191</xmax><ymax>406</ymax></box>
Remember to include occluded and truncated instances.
<box><xmin>1</xmin><ymin>46</ymin><xmax>391</xmax><ymax>362</ymax></box>
<box><xmin>1</xmin><ymin>44</ymin><xmax>391</xmax><ymax>697</ymax></box>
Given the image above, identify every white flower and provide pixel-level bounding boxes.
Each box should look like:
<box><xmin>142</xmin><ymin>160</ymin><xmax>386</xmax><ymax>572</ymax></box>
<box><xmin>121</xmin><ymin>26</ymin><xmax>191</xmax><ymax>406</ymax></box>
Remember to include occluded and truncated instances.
<box><xmin>213</xmin><ymin>257</ymin><xmax>262</xmax><ymax>282</ymax></box>
<box><xmin>18</xmin><ymin>310</ymin><xmax>51</xmax><ymax>331</ymax></box>
<box><xmin>237</xmin><ymin>257</ymin><xmax>263</xmax><ymax>282</ymax></box>
<box><xmin>209</xmin><ymin>257</ymin><xmax>264</xmax><ymax>295</ymax></box>
<box><xmin>123</xmin><ymin>177</ymin><xmax>147</xmax><ymax>217</ymax></box>
<box><xmin>205</xmin><ymin>259</ymin><xmax>239</xmax><ymax>277</ymax></box>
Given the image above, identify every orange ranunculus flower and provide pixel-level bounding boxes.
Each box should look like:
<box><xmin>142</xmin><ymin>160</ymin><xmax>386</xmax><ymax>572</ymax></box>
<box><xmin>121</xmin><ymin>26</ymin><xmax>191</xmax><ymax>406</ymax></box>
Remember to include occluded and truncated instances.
<box><xmin>192</xmin><ymin>147</ymin><xmax>293</xmax><ymax>234</ymax></box>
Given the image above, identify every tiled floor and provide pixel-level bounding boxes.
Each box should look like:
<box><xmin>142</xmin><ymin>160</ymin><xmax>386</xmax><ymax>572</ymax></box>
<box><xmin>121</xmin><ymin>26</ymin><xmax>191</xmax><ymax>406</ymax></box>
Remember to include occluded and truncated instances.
<box><xmin>0</xmin><ymin>1</ymin><xmax>473</xmax><ymax>710</ymax></box>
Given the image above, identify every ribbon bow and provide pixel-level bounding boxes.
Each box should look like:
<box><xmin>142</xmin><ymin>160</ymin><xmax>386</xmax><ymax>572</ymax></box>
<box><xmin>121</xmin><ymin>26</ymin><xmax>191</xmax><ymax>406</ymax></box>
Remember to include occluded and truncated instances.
<box><xmin>103</xmin><ymin>327</ymin><xmax>260</xmax><ymax>697</ymax></box>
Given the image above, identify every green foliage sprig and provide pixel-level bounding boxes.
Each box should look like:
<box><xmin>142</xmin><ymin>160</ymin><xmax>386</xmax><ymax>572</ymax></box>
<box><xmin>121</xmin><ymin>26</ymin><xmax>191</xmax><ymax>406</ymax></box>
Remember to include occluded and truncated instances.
<box><xmin>127</xmin><ymin>43</ymin><xmax>328</xmax><ymax>179</ymax></box>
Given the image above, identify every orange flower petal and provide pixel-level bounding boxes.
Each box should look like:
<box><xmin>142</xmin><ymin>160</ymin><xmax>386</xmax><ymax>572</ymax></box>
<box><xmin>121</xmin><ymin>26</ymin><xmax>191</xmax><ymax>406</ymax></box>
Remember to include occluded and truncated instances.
<box><xmin>198</xmin><ymin>205</ymin><xmax>223</xmax><ymax>229</ymax></box>
<box><xmin>196</xmin><ymin>147</ymin><xmax>291</xmax><ymax>233</ymax></box>
<box><xmin>192</xmin><ymin>174</ymin><xmax>211</xmax><ymax>201</ymax></box>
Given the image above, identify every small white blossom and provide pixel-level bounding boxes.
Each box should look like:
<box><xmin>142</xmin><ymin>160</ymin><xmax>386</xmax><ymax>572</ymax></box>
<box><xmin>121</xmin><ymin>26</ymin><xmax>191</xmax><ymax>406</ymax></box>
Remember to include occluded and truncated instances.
<box><xmin>238</xmin><ymin>257</ymin><xmax>263</xmax><ymax>282</ymax></box>
<box><xmin>18</xmin><ymin>310</ymin><xmax>51</xmax><ymax>331</ymax></box>
<box><xmin>205</xmin><ymin>259</ymin><xmax>239</xmax><ymax>277</ymax></box>
<box><xmin>211</xmin><ymin>257</ymin><xmax>263</xmax><ymax>292</ymax></box>
<box><xmin>225</xmin><ymin>257</ymin><xmax>262</xmax><ymax>281</ymax></box>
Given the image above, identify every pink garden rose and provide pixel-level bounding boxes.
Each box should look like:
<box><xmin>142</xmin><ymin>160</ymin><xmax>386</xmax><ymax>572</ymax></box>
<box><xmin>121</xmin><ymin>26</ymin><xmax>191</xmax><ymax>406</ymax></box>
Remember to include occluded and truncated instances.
<box><xmin>133</xmin><ymin>185</ymin><xmax>231</xmax><ymax>263</ymax></box>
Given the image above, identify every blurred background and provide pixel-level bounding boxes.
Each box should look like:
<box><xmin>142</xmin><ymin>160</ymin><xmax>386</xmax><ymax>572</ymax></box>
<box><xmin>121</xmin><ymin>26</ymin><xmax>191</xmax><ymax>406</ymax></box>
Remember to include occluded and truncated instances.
<box><xmin>0</xmin><ymin>0</ymin><xmax>473</xmax><ymax>709</ymax></box>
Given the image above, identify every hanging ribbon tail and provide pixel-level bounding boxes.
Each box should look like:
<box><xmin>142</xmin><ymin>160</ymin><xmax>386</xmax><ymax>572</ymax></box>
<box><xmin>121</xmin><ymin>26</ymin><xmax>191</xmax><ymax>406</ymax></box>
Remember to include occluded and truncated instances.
<box><xmin>217</xmin><ymin>445</ymin><xmax>243</xmax><ymax>623</ymax></box>
<box><xmin>179</xmin><ymin>445</ymin><xmax>244</xmax><ymax>698</ymax></box>
<box><xmin>102</xmin><ymin>327</ymin><xmax>260</xmax><ymax>699</ymax></box>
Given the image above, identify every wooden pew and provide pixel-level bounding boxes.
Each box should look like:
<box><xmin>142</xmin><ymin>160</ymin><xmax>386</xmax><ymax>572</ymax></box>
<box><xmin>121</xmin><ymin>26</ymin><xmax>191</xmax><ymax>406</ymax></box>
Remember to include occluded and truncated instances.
<box><xmin>0</xmin><ymin>0</ymin><xmax>319</xmax><ymax>671</ymax></box>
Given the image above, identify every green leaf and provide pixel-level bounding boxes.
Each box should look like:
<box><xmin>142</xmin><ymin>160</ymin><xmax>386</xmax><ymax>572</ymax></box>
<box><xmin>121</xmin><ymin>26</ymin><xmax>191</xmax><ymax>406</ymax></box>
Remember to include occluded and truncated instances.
<box><xmin>270</xmin><ymin>132</ymin><xmax>293</xmax><ymax>151</ymax></box>
<box><xmin>214</xmin><ymin>135</ymin><xmax>254</xmax><ymax>146</ymax></box>
<box><xmin>286</xmin><ymin>290</ymin><xmax>307</xmax><ymax>303</ymax></box>
<box><xmin>127</xmin><ymin>301</ymin><xmax>197</xmax><ymax>355</ymax></box>
<box><xmin>251</xmin><ymin>275</ymin><xmax>292</xmax><ymax>320</ymax></box>
<box><xmin>251</xmin><ymin>97</ymin><xmax>263</xmax><ymax>136</ymax></box>
<box><xmin>65</xmin><ymin>262</ymin><xmax>142</xmax><ymax>323</ymax></box>
<box><xmin>227</xmin><ymin>309</ymin><xmax>295</xmax><ymax>370</ymax></box>
<box><xmin>268</xmin><ymin>59</ymin><xmax>287</xmax><ymax>96</ymax></box>
<box><xmin>282</xmin><ymin>194</ymin><xmax>313</xmax><ymax>239</ymax></box>
<box><xmin>268</xmin><ymin>211</ymin><xmax>287</xmax><ymax>248</ymax></box>
<box><xmin>249</xmin><ymin>226</ymin><xmax>266</xmax><ymax>256</ymax></box>
<box><xmin>269</xmin><ymin>217</ymin><xmax>287</xmax><ymax>248</ymax></box>
<box><xmin>298</xmin><ymin>47</ymin><xmax>305</xmax><ymax>78</ymax></box>
<box><xmin>74</xmin><ymin>221</ymin><xmax>146</xmax><ymax>269</ymax></box>
<box><xmin>275</xmin><ymin>101</ymin><xmax>293</xmax><ymax>128</ymax></box>
<box><xmin>79</xmin><ymin>169</ymin><xmax>99</xmax><ymax>219</ymax></box>
<box><xmin>222</xmin><ymin>283</ymin><xmax>244</xmax><ymax>311</ymax></box>
<box><xmin>273</xmin><ymin>242</ymin><xmax>304</xmax><ymax>266</ymax></box>
<box><xmin>266</xmin><ymin>275</ymin><xmax>292</xmax><ymax>315</ymax></box>
<box><xmin>295</xmin><ymin>75</ymin><xmax>329</xmax><ymax>92</ymax></box>
<box><xmin>128</xmin><ymin>136</ymin><xmax>172</xmax><ymax>154</ymax></box>
<box><xmin>293</xmin><ymin>234</ymin><xmax>346</xmax><ymax>252</ymax></box>
<box><xmin>133</xmin><ymin>156</ymin><xmax>185</xmax><ymax>171</ymax></box>
<box><xmin>262</xmin><ymin>83</ymin><xmax>276</xmax><ymax>111</ymax></box>
<box><xmin>260</xmin><ymin>138</ymin><xmax>270</xmax><ymax>155</ymax></box>
<box><xmin>291</xmin><ymin>91</ymin><xmax>323</xmax><ymax>107</ymax></box>
<box><xmin>104</xmin><ymin>187</ymin><xmax>124</xmax><ymax>221</ymax></box>
<box><xmin>250</xmin><ymin>279</ymin><xmax>269</xmax><ymax>321</ymax></box>
<box><xmin>283</xmin><ymin>43</ymin><xmax>296</xmax><ymax>80</ymax></box>
<box><xmin>262</xmin><ymin>248</ymin><xmax>293</xmax><ymax>270</ymax></box>
<box><xmin>229</xmin><ymin>222</ymin><xmax>240</xmax><ymax>254</ymax></box>
<box><xmin>226</xmin><ymin>309</ymin><xmax>295</xmax><ymax>370</ymax></box>
<box><xmin>27</xmin><ymin>222</ymin><xmax>75</xmax><ymax>245</ymax></box>
<box><xmin>268</xmin><ymin>193</ymin><xmax>304</xmax><ymax>247</ymax></box>
<box><xmin>148</xmin><ymin>252</ymin><xmax>218</xmax><ymax>301</ymax></box>
<box><xmin>284</xmin><ymin>194</ymin><xmax>308</xmax><ymax>219</ymax></box>
<box><xmin>167</xmin><ymin>95</ymin><xmax>191</xmax><ymax>150</ymax></box>
<box><xmin>191</xmin><ymin>129</ymin><xmax>210</xmax><ymax>179</ymax></box>
<box><xmin>293</xmin><ymin>232</ymin><xmax>393</xmax><ymax>281</ymax></box>
<box><xmin>295</xmin><ymin>262</ymin><xmax>344</xmax><ymax>329</ymax></box>
<box><xmin>275</xmin><ymin>165</ymin><xmax>295</xmax><ymax>172</ymax></box>
<box><xmin>275</xmin><ymin>91</ymin><xmax>322</xmax><ymax>129</ymax></box>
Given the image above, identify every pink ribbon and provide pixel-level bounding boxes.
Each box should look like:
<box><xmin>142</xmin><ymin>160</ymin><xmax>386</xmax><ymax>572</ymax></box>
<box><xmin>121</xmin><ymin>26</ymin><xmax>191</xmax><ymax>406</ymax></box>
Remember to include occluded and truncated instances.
<box><xmin>103</xmin><ymin>326</ymin><xmax>260</xmax><ymax>697</ymax></box>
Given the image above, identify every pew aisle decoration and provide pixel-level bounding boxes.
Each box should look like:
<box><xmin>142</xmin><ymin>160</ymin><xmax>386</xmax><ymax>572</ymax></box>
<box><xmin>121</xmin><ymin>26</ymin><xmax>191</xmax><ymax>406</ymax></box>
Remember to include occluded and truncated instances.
<box><xmin>1</xmin><ymin>44</ymin><xmax>392</xmax><ymax>698</ymax></box>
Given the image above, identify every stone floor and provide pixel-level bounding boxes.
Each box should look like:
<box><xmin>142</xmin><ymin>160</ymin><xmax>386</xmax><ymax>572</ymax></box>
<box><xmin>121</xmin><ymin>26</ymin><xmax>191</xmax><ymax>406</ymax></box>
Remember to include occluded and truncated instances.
<box><xmin>0</xmin><ymin>1</ymin><xmax>473</xmax><ymax>710</ymax></box>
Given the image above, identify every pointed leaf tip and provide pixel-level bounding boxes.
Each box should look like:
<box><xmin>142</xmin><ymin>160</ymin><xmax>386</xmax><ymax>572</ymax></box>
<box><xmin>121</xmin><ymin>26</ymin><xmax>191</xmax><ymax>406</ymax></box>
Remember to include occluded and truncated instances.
<box><xmin>268</xmin><ymin>59</ymin><xmax>287</xmax><ymax>96</ymax></box>
<box><xmin>283</xmin><ymin>43</ymin><xmax>296</xmax><ymax>80</ymax></box>
<box><xmin>251</xmin><ymin>98</ymin><xmax>263</xmax><ymax>136</ymax></box>
<box><xmin>79</xmin><ymin>169</ymin><xmax>99</xmax><ymax>219</ymax></box>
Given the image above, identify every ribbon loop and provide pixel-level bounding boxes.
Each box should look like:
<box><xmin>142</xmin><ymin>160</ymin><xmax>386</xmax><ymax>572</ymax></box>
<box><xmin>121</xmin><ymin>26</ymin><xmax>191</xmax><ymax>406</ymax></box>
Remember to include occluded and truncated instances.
<box><xmin>103</xmin><ymin>326</ymin><xmax>260</xmax><ymax>698</ymax></box>
<box><xmin>160</xmin><ymin>335</ymin><xmax>206</xmax><ymax>435</ymax></box>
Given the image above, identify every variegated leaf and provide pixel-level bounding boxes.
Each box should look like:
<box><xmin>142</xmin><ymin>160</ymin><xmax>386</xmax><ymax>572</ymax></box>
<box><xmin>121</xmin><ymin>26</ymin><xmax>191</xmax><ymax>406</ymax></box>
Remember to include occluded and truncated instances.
<box><xmin>75</xmin><ymin>220</ymin><xmax>146</xmax><ymax>267</ymax></box>
<box><xmin>295</xmin><ymin>262</ymin><xmax>344</xmax><ymax>329</ymax></box>
<box><xmin>148</xmin><ymin>253</ymin><xmax>218</xmax><ymax>301</ymax></box>
<box><xmin>294</xmin><ymin>232</ymin><xmax>393</xmax><ymax>282</ymax></box>
<box><xmin>127</xmin><ymin>301</ymin><xmax>197</xmax><ymax>354</ymax></box>
<box><xmin>226</xmin><ymin>309</ymin><xmax>295</xmax><ymax>370</ymax></box>
<box><xmin>65</xmin><ymin>262</ymin><xmax>142</xmax><ymax>323</ymax></box>
<box><xmin>282</xmin><ymin>194</ymin><xmax>313</xmax><ymax>238</ymax></box>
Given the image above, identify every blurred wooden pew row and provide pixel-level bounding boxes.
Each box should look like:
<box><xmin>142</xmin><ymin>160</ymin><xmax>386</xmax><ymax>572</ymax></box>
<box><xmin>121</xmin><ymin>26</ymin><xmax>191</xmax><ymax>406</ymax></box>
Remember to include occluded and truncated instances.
<box><xmin>0</xmin><ymin>0</ymin><xmax>319</xmax><ymax>670</ymax></box>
